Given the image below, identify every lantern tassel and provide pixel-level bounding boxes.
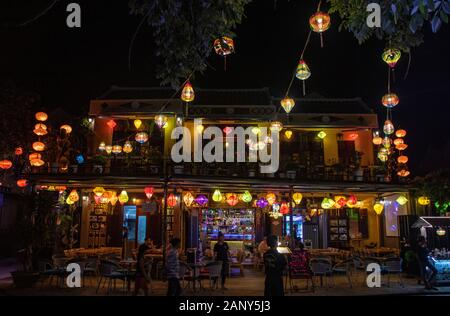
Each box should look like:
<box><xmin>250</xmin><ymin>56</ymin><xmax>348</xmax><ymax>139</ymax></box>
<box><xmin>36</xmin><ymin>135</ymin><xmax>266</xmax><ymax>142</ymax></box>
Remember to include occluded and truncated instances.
<box><xmin>320</xmin><ymin>33</ymin><xmax>324</xmax><ymax>48</ymax></box>
<box><xmin>224</xmin><ymin>56</ymin><xmax>227</xmax><ymax>72</ymax></box>
<box><xmin>302</xmin><ymin>80</ymin><xmax>306</xmax><ymax>96</ymax></box>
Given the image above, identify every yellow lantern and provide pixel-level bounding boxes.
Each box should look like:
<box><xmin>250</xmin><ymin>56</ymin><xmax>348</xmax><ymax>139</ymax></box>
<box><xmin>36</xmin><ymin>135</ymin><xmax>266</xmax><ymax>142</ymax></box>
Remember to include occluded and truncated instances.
<box><xmin>112</xmin><ymin>145</ymin><xmax>122</xmax><ymax>154</ymax></box>
<box><xmin>382</xmin><ymin>48</ymin><xmax>401</xmax><ymax>68</ymax></box>
<box><xmin>292</xmin><ymin>193</ymin><xmax>303</xmax><ymax>205</ymax></box>
<box><xmin>296</xmin><ymin>59</ymin><xmax>311</xmax><ymax>80</ymax></box>
<box><xmin>418</xmin><ymin>196</ymin><xmax>430</xmax><ymax>206</ymax></box>
<box><xmin>212</xmin><ymin>189</ymin><xmax>222</xmax><ymax>202</ymax></box>
<box><xmin>183</xmin><ymin>192</ymin><xmax>194</xmax><ymax>207</ymax></box>
<box><xmin>309</xmin><ymin>11</ymin><xmax>331</xmax><ymax>33</ymax></box>
<box><xmin>397</xmin><ymin>155</ymin><xmax>408</xmax><ymax>164</ymax></box>
<box><xmin>321</xmin><ymin>197</ymin><xmax>335</xmax><ymax>209</ymax></box>
<box><xmin>32</xmin><ymin>141</ymin><xmax>45</xmax><ymax>152</ymax></box>
<box><xmin>66</xmin><ymin>196</ymin><xmax>75</xmax><ymax>205</ymax></box>
<box><xmin>395</xmin><ymin>129</ymin><xmax>407</xmax><ymax>138</ymax></box>
<box><xmin>68</xmin><ymin>190</ymin><xmax>79</xmax><ymax>202</ymax></box>
<box><xmin>372</xmin><ymin>136</ymin><xmax>382</xmax><ymax>145</ymax></box>
<box><xmin>105</xmin><ymin>145</ymin><xmax>112</xmax><ymax>154</ymax></box>
<box><xmin>60</xmin><ymin>124</ymin><xmax>72</xmax><ymax>134</ymax></box>
<box><xmin>241</xmin><ymin>191</ymin><xmax>253</xmax><ymax>203</ymax></box>
<box><xmin>181</xmin><ymin>81</ymin><xmax>195</xmax><ymax>102</ymax></box>
<box><xmin>98</xmin><ymin>141</ymin><xmax>106</xmax><ymax>151</ymax></box>
<box><xmin>134</xmin><ymin>119</ymin><xmax>142</xmax><ymax>129</ymax></box>
<box><xmin>284</xmin><ymin>130</ymin><xmax>293</xmax><ymax>140</ymax></box>
<box><xmin>119</xmin><ymin>190</ymin><xmax>129</xmax><ymax>205</ymax></box>
<box><xmin>382</xmin><ymin>93</ymin><xmax>399</xmax><ymax>108</ymax></box>
<box><xmin>396</xmin><ymin>195</ymin><xmax>408</xmax><ymax>206</ymax></box>
<box><xmin>373</xmin><ymin>201</ymin><xmax>384</xmax><ymax>215</ymax></box>
<box><xmin>35</xmin><ymin>112</ymin><xmax>48</xmax><ymax>122</ymax></box>
<box><xmin>266</xmin><ymin>193</ymin><xmax>276</xmax><ymax>205</ymax></box>
<box><xmin>123</xmin><ymin>141</ymin><xmax>133</xmax><ymax>154</ymax></box>
<box><xmin>155</xmin><ymin>114</ymin><xmax>168</xmax><ymax>129</ymax></box>
<box><xmin>280</xmin><ymin>97</ymin><xmax>295</xmax><ymax>114</ymax></box>
<box><xmin>382</xmin><ymin>136</ymin><xmax>392</xmax><ymax>149</ymax></box>
<box><xmin>30</xmin><ymin>158</ymin><xmax>45</xmax><ymax>167</ymax></box>
<box><xmin>383</xmin><ymin>120</ymin><xmax>394</xmax><ymax>135</ymax></box>
<box><xmin>109</xmin><ymin>192</ymin><xmax>118</xmax><ymax>206</ymax></box>
<box><xmin>93</xmin><ymin>187</ymin><xmax>105</xmax><ymax>197</ymax></box>
<box><xmin>317</xmin><ymin>131</ymin><xmax>327</xmax><ymax>139</ymax></box>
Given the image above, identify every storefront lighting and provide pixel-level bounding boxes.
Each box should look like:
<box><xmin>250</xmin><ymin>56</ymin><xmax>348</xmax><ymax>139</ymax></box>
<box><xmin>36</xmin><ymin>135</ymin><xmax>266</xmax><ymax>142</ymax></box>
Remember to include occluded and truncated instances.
<box><xmin>317</xmin><ymin>131</ymin><xmax>326</xmax><ymax>139</ymax></box>
<box><xmin>241</xmin><ymin>191</ymin><xmax>253</xmax><ymax>203</ymax></box>
<box><xmin>212</xmin><ymin>189</ymin><xmax>222</xmax><ymax>202</ymax></box>
<box><xmin>292</xmin><ymin>192</ymin><xmax>303</xmax><ymax>205</ymax></box>
<box><xmin>284</xmin><ymin>130</ymin><xmax>293</xmax><ymax>140</ymax></box>
<box><xmin>134</xmin><ymin>119</ymin><xmax>142</xmax><ymax>129</ymax></box>
<box><xmin>418</xmin><ymin>196</ymin><xmax>430</xmax><ymax>206</ymax></box>
<box><xmin>183</xmin><ymin>192</ymin><xmax>194</xmax><ymax>207</ymax></box>
<box><xmin>436</xmin><ymin>227</ymin><xmax>446</xmax><ymax>236</ymax></box>
<box><xmin>396</xmin><ymin>195</ymin><xmax>408</xmax><ymax>206</ymax></box>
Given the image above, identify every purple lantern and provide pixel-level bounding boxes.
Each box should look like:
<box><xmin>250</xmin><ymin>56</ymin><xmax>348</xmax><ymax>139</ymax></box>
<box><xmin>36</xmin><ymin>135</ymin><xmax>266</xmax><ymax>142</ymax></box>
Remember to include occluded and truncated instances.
<box><xmin>256</xmin><ymin>197</ymin><xmax>268</xmax><ymax>208</ymax></box>
<box><xmin>195</xmin><ymin>194</ymin><xmax>208</xmax><ymax>206</ymax></box>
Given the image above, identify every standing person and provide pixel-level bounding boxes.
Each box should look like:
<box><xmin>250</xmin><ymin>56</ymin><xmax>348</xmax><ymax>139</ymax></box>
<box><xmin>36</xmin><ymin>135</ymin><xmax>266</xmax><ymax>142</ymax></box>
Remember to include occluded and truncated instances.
<box><xmin>416</xmin><ymin>236</ymin><xmax>438</xmax><ymax>290</ymax></box>
<box><xmin>258</xmin><ymin>236</ymin><xmax>270</xmax><ymax>255</ymax></box>
<box><xmin>134</xmin><ymin>242</ymin><xmax>150</xmax><ymax>296</ymax></box>
<box><xmin>263</xmin><ymin>235</ymin><xmax>287</xmax><ymax>296</ymax></box>
<box><xmin>166</xmin><ymin>238</ymin><xmax>182</xmax><ymax>296</ymax></box>
<box><xmin>214</xmin><ymin>232</ymin><xmax>230</xmax><ymax>290</ymax></box>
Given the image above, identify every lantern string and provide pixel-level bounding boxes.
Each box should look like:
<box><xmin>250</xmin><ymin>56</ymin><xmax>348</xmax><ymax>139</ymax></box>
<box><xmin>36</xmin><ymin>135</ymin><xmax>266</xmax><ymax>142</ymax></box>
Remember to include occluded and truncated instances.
<box><xmin>404</xmin><ymin>51</ymin><xmax>412</xmax><ymax>80</ymax></box>
<box><xmin>19</xmin><ymin>0</ymin><xmax>59</xmax><ymax>27</ymax></box>
<box><xmin>387</xmin><ymin>65</ymin><xmax>391</xmax><ymax>93</ymax></box>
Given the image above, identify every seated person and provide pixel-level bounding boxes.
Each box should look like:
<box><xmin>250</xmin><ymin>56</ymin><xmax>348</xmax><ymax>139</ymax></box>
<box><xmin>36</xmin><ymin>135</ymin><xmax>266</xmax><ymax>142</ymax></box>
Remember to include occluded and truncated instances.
<box><xmin>289</xmin><ymin>242</ymin><xmax>311</xmax><ymax>277</ymax></box>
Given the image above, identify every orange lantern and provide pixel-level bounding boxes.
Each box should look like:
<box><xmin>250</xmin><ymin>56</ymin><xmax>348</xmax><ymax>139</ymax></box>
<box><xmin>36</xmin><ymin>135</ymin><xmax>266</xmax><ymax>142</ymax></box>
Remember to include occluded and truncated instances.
<box><xmin>397</xmin><ymin>169</ymin><xmax>410</xmax><ymax>177</ymax></box>
<box><xmin>30</xmin><ymin>159</ymin><xmax>45</xmax><ymax>167</ymax></box>
<box><xmin>35</xmin><ymin>112</ymin><xmax>48</xmax><ymax>122</ymax></box>
<box><xmin>32</xmin><ymin>141</ymin><xmax>45</xmax><ymax>152</ymax></box>
<box><xmin>372</xmin><ymin>136</ymin><xmax>382</xmax><ymax>145</ymax></box>
<box><xmin>167</xmin><ymin>193</ymin><xmax>177</xmax><ymax>207</ymax></box>
<box><xmin>28</xmin><ymin>153</ymin><xmax>42</xmax><ymax>161</ymax></box>
<box><xmin>382</xmin><ymin>93</ymin><xmax>399</xmax><ymax>108</ymax></box>
<box><xmin>226</xmin><ymin>193</ymin><xmax>239</xmax><ymax>207</ymax></box>
<box><xmin>181</xmin><ymin>81</ymin><xmax>195</xmax><ymax>102</ymax></box>
<box><xmin>107</xmin><ymin>120</ymin><xmax>117</xmax><ymax>129</ymax></box>
<box><xmin>17</xmin><ymin>179</ymin><xmax>28</xmax><ymax>187</ymax></box>
<box><xmin>397</xmin><ymin>155</ymin><xmax>409</xmax><ymax>164</ymax></box>
<box><xmin>393</xmin><ymin>138</ymin><xmax>404</xmax><ymax>146</ymax></box>
<box><xmin>68</xmin><ymin>189</ymin><xmax>79</xmax><ymax>202</ymax></box>
<box><xmin>60</xmin><ymin>124</ymin><xmax>72</xmax><ymax>134</ymax></box>
<box><xmin>15</xmin><ymin>147</ymin><xmax>23</xmax><ymax>155</ymax></box>
<box><xmin>348</xmin><ymin>133</ymin><xmax>359</xmax><ymax>141</ymax></box>
<box><xmin>280</xmin><ymin>97</ymin><xmax>295</xmax><ymax>114</ymax></box>
<box><xmin>309</xmin><ymin>11</ymin><xmax>331</xmax><ymax>33</ymax></box>
<box><xmin>33</xmin><ymin>123</ymin><xmax>48</xmax><ymax>136</ymax></box>
<box><xmin>266</xmin><ymin>193</ymin><xmax>276</xmax><ymax>205</ymax></box>
<box><xmin>0</xmin><ymin>160</ymin><xmax>13</xmax><ymax>170</ymax></box>
<box><xmin>395</xmin><ymin>129</ymin><xmax>407</xmax><ymax>138</ymax></box>
<box><xmin>396</xmin><ymin>143</ymin><xmax>408</xmax><ymax>151</ymax></box>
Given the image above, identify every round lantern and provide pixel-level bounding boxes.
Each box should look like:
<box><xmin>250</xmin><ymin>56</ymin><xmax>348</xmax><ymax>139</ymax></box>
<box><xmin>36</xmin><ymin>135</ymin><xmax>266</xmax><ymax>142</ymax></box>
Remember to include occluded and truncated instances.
<box><xmin>135</xmin><ymin>132</ymin><xmax>149</xmax><ymax>144</ymax></box>
<box><xmin>213</xmin><ymin>36</ymin><xmax>235</xmax><ymax>56</ymax></box>
<box><xmin>123</xmin><ymin>141</ymin><xmax>133</xmax><ymax>154</ymax></box>
<box><xmin>382</xmin><ymin>136</ymin><xmax>392</xmax><ymax>149</ymax></box>
<box><xmin>270</xmin><ymin>121</ymin><xmax>283</xmax><ymax>132</ymax></box>
<box><xmin>28</xmin><ymin>153</ymin><xmax>42</xmax><ymax>161</ymax></box>
<box><xmin>292</xmin><ymin>193</ymin><xmax>303</xmax><ymax>205</ymax></box>
<box><xmin>32</xmin><ymin>141</ymin><xmax>45</xmax><ymax>152</ymax></box>
<box><xmin>395</xmin><ymin>129</ymin><xmax>407</xmax><ymax>138</ymax></box>
<box><xmin>195</xmin><ymin>194</ymin><xmax>208</xmax><ymax>207</ymax></box>
<box><xmin>436</xmin><ymin>227</ymin><xmax>446</xmax><ymax>236</ymax></box>
<box><xmin>181</xmin><ymin>81</ymin><xmax>195</xmax><ymax>102</ymax></box>
<box><xmin>377</xmin><ymin>148</ymin><xmax>389</xmax><ymax>162</ymax></box>
<box><xmin>33</xmin><ymin>125</ymin><xmax>48</xmax><ymax>136</ymax></box>
<box><xmin>309</xmin><ymin>11</ymin><xmax>331</xmax><ymax>33</ymax></box>
<box><xmin>383</xmin><ymin>120</ymin><xmax>394</xmax><ymax>135</ymax></box>
<box><xmin>35</xmin><ymin>112</ymin><xmax>48</xmax><ymax>122</ymax></box>
<box><xmin>134</xmin><ymin>119</ymin><xmax>142</xmax><ymax>130</ymax></box>
<box><xmin>15</xmin><ymin>147</ymin><xmax>23</xmax><ymax>155</ymax></box>
<box><xmin>285</xmin><ymin>130</ymin><xmax>293</xmax><ymax>140</ymax></box>
<box><xmin>68</xmin><ymin>190</ymin><xmax>79</xmax><ymax>202</ymax></box>
<box><xmin>144</xmin><ymin>186</ymin><xmax>154</xmax><ymax>199</ymax></box>
<box><xmin>107</xmin><ymin>120</ymin><xmax>117</xmax><ymax>129</ymax></box>
<box><xmin>321</xmin><ymin>198</ymin><xmax>335</xmax><ymax>209</ymax></box>
<box><xmin>372</xmin><ymin>136</ymin><xmax>382</xmax><ymax>145</ymax></box>
<box><xmin>66</xmin><ymin>196</ymin><xmax>75</xmax><ymax>205</ymax></box>
<box><xmin>396</xmin><ymin>195</ymin><xmax>408</xmax><ymax>206</ymax></box>
<box><xmin>119</xmin><ymin>190</ymin><xmax>129</xmax><ymax>205</ymax></box>
<box><xmin>280</xmin><ymin>97</ymin><xmax>295</xmax><ymax>114</ymax></box>
<box><xmin>155</xmin><ymin>114</ymin><xmax>168</xmax><ymax>129</ymax></box>
<box><xmin>296</xmin><ymin>59</ymin><xmax>311</xmax><ymax>80</ymax></box>
<box><xmin>382</xmin><ymin>48</ymin><xmax>401</xmax><ymax>68</ymax></box>
<box><xmin>17</xmin><ymin>179</ymin><xmax>28</xmax><ymax>187</ymax></box>
<box><xmin>30</xmin><ymin>159</ymin><xmax>45</xmax><ymax>167</ymax></box>
<box><xmin>112</xmin><ymin>145</ymin><xmax>122</xmax><ymax>154</ymax></box>
<box><xmin>241</xmin><ymin>191</ymin><xmax>253</xmax><ymax>203</ymax></box>
<box><xmin>226</xmin><ymin>193</ymin><xmax>239</xmax><ymax>207</ymax></box>
<box><xmin>93</xmin><ymin>187</ymin><xmax>105</xmax><ymax>197</ymax></box>
<box><xmin>347</xmin><ymin>195</ymin><xmax>358</xmax><ymax>208</ymax></box>
<box><xmin>256</xmin><ymin>198</ymin><xmax>269</xmax><ymax>209</ymax></box>
<box><xmin>105</xmin><ymin>145</ymin><xmax>112</xmax><ymax>154</ymax></box>
<box><xmin>266</xmin><ymin>193</ymin><xmax>276</xmax><ymax>205</ymax></box>
<box><xmin>334</xmin><ymin>196</ymin><xmax>347</xmax><ymax>207</ymax></box>
<box><xmin>396</xmin><ymin>143</ymin><xmax>408</xmax><ymax>151</ymax></box>
<box><xmin>382</xmin><ymin>93</ymin><xmax>399</xmax><ymax>108</ymax></box>
<box><xmin>397</xmin><ymin>169</ymin><xmax>410</xmax><ymax>177</ymax></box>
<box><xmin>418</xmin><ymin>196</ymin><xmax>430</xmax><ymax>206</ymax></box>
<box><xmin>280</xmin><ymin>202</ymin><xmax>289</xmax><ymax>215</ymax></box>
<box><xmin>98</xmin><ymin>141</ymin><xmax>106</xmax><ymax>151</ymax></box>
<box><xmin>167</xmin><ymin>193</ymin><xmax>177</xmax><ymax>207</ymax></box>
<box><xmin>397</xmin><ymin>155</ymin><xmax>409</xmax><ymax>164</ymax></box>
<box><xmin>394</xmin><ymin>138</ymin><xmax>404</xmax><ymax>146</ymax></box>
<box><xmin>373</xmin><ymin>201</ymin><xmax>384</xmax><ymax>215</ymax></box>
<box><xmin>60</xmin><ymin>125</ymin><xmax>72</xmax><ymax>134</ymax></box>
<box><xmin>0</xmin><ymin>160</ymin><xmax>13</xmax><ymax>170</ymax></box>
<box><xmin>183</xmin><ymin>192</ymin><xmax>194</xmax><ymax>207</ymax></box>
<box><xmin>212</xmin><ymin>189</ymin><xmax>223</xmax><ymax>202</ymax></box>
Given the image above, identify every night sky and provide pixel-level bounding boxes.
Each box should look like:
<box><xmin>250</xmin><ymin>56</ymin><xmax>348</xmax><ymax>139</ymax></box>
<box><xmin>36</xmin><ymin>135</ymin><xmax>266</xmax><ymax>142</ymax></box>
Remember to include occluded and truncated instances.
<box><xmin>1</xmin><ymin>0</ymin><xmax>450</xmax><ymax>175</ymax></box>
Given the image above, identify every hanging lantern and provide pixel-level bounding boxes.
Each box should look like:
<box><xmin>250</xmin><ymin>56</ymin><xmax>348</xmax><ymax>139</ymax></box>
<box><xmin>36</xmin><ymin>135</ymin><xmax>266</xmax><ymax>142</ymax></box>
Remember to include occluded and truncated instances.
<box><xmin>334</xmin><ymin>196</ymin><xmax>347</xmax><ymax>207</ymax></box>
<box><xmin>35</xmin><ymin>112</ymin><xmax>48</xmax><ymax>122</ymax></box>
<box><xmin>226</xmin><ymin>193</ymin><xmax>239</xmax><ymax>207</ymax></box>
<box><xmin>105</xmin><ymin>145</ymin><xmax>112</xmax><ymax>154</ymax></box>
<box><xmin>155</xmin><ymin>114</ymin><xmax>168</xmax><ymax>129</ymax></box>
<box><xmin>32</xmin><ymin>141</ymin><xmax>45</xmax><ymax>152</ymax></box>
<box><xmin>76</xmin><ymin>154</ymin><xmax>85</xmax><ymax>164</ymax></box>
<box><xmin>317</xmin><ymin>131</ymin><xmax>327</xmax><ymax>139</ymax></box>
<box><xmin>383</xmin><ymin>120</ymin><xmax>394</xmax><ymax>135</ymax></box>
<box><xmin>396</xmin><ymin>143</ymin><xmax>408</xmax><ymax>151</ymax></box>
<box><xmin>347</xmin><ymin>195</ymin><xmax>358</xmax><ymax>208</ymax></box>
<box><xmin>54</xmin><ymin>186</ymin><xmax>67</xmax><ymax>193</ymax></box>
<box><xmin>135</xmin><ymin>132</ymin><xmax>149</xmax><ymax>144</ymax></box>
<box><xmin>15</xmin><ymin>147</ymin><xmax>23</xmax><ymax>155</ymax></box>
<box><xmin>93</xmin><ymin>187</ymin><xmax>105</xmax><ymax>197</ymax></box>
<box><xmin>382</xmin><ymin>48</ymin><xmax>401</xmax><ymax>68</ymax></box>
<box><xmin>241</xmin><ymin>191</ymin><xmax>253</xmax><ymax>203</ymax></box>
<box><xmin>119</xmin><ymin>190</ymin><xmax>129</xmax><ymax>205</ymax></box>
<box><xmin>134</xmin><ymin>119</ymin><xmax>142</xmax><ymax>130</ymax></box>
<box><xmin>123</xmin><ymin>141</ymin><xmax>133</xmax><ymax>154</ymax></box>
<box><xmin>309</xmin><ymin>11</ymin><xmax>331</xmax><ymax>33</ymax></box>
<box><xmin>256</xmin><ymin>198</ymin><xmax>269</xmax><ymax>209</ymax></box>
<box><xmin>28</xmin><ymin>153</ymin><xmax>42</xmax><ymax>161</ymax></box>
<box><xmin>397</xmin><ymin>155</ymin><xmax>409</xmax><ymax>164</ymax></box>
<box><xmin>98</xmin><ymin>141</ymin><xmax>106</xmax><ymax>151</ymax></box>
<box><xmin>418</xmin><ymin>196</ymin><xmax>430</xmax><ymax>206</ymax></box>
<box><xmin>382</xmin><ymin>93</ymin><xmax>399</xmax><ymax>108</ymax></box>
<box><xmin>183</xmin><ymin>192</ymin><xmax>194</xmax><ymax>207</ymax></box>
<box><xmin>348</xmin><ymin>133</ymin><xmax>359</xmax><ymax>141</ymax></box>
<box><xmin>17</xmin><ymin>179</ymin><xmax>28</xmax><ymax>188</ymax></box>
<box><xmin>167</xmin><ymin>193</ymin><xmax>177</xmax><ymax>207</ymax></box>
<box><xmin>223</xmin><ymin>127</ymin><xmax>233</xmax><ymax>135</ymax></box>
<box><xmin>270</xmin><ymin>121</ymin><xmax>283</xmax><ymax>132</ymax></box>
<box><xmin>0</xmin><ymin>160</ymin><xmax>13</xmax><ymax>170</ymax></box>
<box><xmin>394</xmin><ymin>138</ymin><xmax>404</xmax><ymax>146</ymax></box>
<box><xmin>395</xmin><ymin>129</ymin><xmax>407</xmax><ymax>138</ymax></box>
<box><xmin>195</xmin><ymin>194</ymin><xmax>208</xmax><ymax>206</ymax></box>
<box><xmin>66</xmin><ymin>196</ymin><xmax>75</xmax><ymax>205</ymax></box>
<box><xmin>212</xmin><ymin>189</ymin><xmax>223</xmax><ymax>202</ymax></box>
<box><xmin>280</xmin><ymin>202</ymin><xmax>290</xmax><ymax>215</ymax></box>
<box><xmin>30</xmin><ymin>159</ymin><xmax>45</xmax><ymax>167</ymax></box>
<box><xmin>372</xmin><ymin>136</ymin><xmax>382</xmax><ymax>145</ymax></box>
<box><xmin>214</xmin><ymin>36</ymin><xmax>234</xmax><ymax>56</ymax></box>
<box><xmin>284</xmin><ymin>130</ymin><xmax>293</xmax><ymax>140</ymax></box>
<box><xmin>266</xmin><ymin>193</ymin><xmax>277</xmax><ymax>205</ymax></box>
<box><xmin>397</xmin><ymin>169</ymin><xmax>410</xmax><ymax>177</ymax></box>
<box><xmin>110</xmin><ymin>192</ymin><xmax>118</xmax><ymax>206</ymax></box>
<box><xmin>33</xmin><ymin>124</ymin><xmax>48</xmax><ymax>136</ymax></box>
<box><xmin>373</xmin><ymin>201</ymin><xmax>384</xmax><ymax>215</ymax></box>
<box><xmin>100</xmin><ymin>191</ymin><xmax>111</xmax><ymax>204</ymax></box>
<box><xmin>396</xmin><ymin>195</ymin><xmax>408</xmax><ymax>206</ymax></box>
<box><xmin>107</xmin><ymin>120</ymin><xmax>117</xmax><ymax>129</ymax></box>
<box><xmin>112</xmin><ymin>145</ymin><xmax>122</xmax><ymax>154</ymax></box>
<box><xmin>280</xmin><ymin>97</ymin><xmax>295</xmax><ymax>114</ymax></box>
<box><xmin>181</xmin><ymin>81</ymin><xmax>195</xmax><ymax>102</ymax></box>
<box><xmin>292</xmin><ymin>192</ymin><xmax>303</xmax><ymax>205</ymax></box>
<box><xmin>68</xmin><ymin>190</ymin><xmax>79</xmax><ymax>202</ymax></box>
<box><xmin>377</xmin><ymin>148</ymin><xmax>389</xmax><ymax>162</ymax></box>
<box><xmin>60</xmin><ymin>124</ymin><xmax>72</xmax><ymax>134</ymax></box>
<box><xmin>296</xmin><ymin>59</ymin><xmax>311</xmax><ymax>80</ymax></box>
<box><xmin>321</xmin><ymin>198</ymin><xmax>335</xmax><ymax>209</ymax></box>
<box><xmin>436</xmin><ymin>227</ymin><xmax>446</xmax><ymax>236</ymax></box>
<box><xmin>382</xmin><ymin>136</ymin><xmax>392</xmax><ymax>149</ymax></box>
<box><xmin>144</xmin><ymin>186</ymin><xmax>154</xmax><ymax>199</ymax></box>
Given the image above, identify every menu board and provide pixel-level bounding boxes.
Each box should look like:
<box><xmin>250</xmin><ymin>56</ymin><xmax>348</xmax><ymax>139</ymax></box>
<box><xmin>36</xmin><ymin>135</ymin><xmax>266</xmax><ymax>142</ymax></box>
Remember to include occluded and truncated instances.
<box><xmin>88</xmin><ymin>203</ymin><xmax>109</xmax><ymax>248</ymax></box>
<box><xmin>328</xmin><ymin>210</ymin><xmax>349</xmax><ymax>247</ymax></box>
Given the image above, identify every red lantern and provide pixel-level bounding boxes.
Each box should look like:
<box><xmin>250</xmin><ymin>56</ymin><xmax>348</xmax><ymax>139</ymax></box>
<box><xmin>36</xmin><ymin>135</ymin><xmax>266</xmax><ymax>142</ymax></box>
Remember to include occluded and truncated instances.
<box><xmin>0</xmin><ymin>160</ymin><xmax>13</xmax><ymax>170</ymax></box>
<box><xmin>107</xmin><ymin>120</ymin><xmax>117</xmax><ymax>129</ymax></box>
<box><xmin>15</xmin><ymin>147</ymin><xmax>23</xmax><ymax>155</ymax></box>
<box><xmin>144</xmin><ymin>186</ymin><xmax>154</xmax><ymax>199</ymax></box>
<box><xmin>17</xmin><ymin>179</ymin><xmax>28</xmax><ymax>187</ymax></box>
<box><xmin>280</xmin><ymin>202</ymin><xmax>289</xmax><ymax>215</ymax></box>
<box><xmin>226</xmin><ymin>193</ymin><xmax>239</xmax><ymax>207</ymax></box>
<box><xmin>167</xmin><ymin>193</ymin><xmax>177</xmax><ymax>207</ymax></box>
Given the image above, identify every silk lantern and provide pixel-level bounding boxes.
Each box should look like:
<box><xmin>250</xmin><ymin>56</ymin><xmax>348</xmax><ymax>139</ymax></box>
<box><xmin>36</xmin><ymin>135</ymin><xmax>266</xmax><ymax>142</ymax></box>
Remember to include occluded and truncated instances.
<box><xmin>226</xmin><ymin>193</ymin><xmax>239</xmax><ymax>207</ymax></box>
<box><xmin>144</xmin><ymin>186</ymin><xmax>154</xmax><ymax>199</ymax></box>
<box><xmin>181</xmin><ymin>81</ymin><xmax>195</xmax><ymax>102</ymax></box>
<box><xmin>0</xmin><ymin>160</ymin><xmax>12</xmax><ymax>170</ymax></box>
<box><xmin>280</xmin><ymin>97</ymin><xmax>295</xmax><ymax>114</ymax></box>
<box><xmin>119</xmin><ymin>190</ymin><xmax>129</xmax><ymax>205</ymax></box>
<box><xmin>418</xmin><ymin>196</ymin><xmax>430</xmax><ymax>206</ymax></box>
<box><xmin>382</xmin><ymin>48</ymin><xmax>401</xmax><ymax>68</ymax></box>
<box><xmin>35</xmin><ymin>112</ymin><xmax>48</xmax><ymax>122</ymax></box>
<box><xmin>183</xmin><ymin>192</ymin><xmax>194</xmax><ymax>207</ymax></box>
<box><xmin>292</xmin><ymin>192</ymin><xmax>303</xmax><ymax>205</ymax></box>
<box><xmin>135</xmin><ymin>132</ymin><xmax>149</xmax><ymax>144</ymax></box>
<box><xmin>382</xmin><ymin>93</ymin><xmax>399</xmax><ymax>108</ymax></box>
<box><xmin>212</xmin><ymin>189</ymin><xmax>223</xmax><ymax>202</ymax></box>
<box><xmin>167</xmin><ymin>193</ymin><xmax>177</xmax><ymax>207</ymax></box>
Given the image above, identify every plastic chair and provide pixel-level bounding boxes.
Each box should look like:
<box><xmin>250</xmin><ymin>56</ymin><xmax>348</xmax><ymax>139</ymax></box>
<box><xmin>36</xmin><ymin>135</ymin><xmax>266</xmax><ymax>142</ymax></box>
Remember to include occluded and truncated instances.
<box><xmin>310</xmin><ymin>258</ymin><xmax>333</xmax><ymax>288</ymax></box>
<box><xmin>96</xmin><ymin>260</ymin><xmax>127</xmax><ymax>295</ymax></box>
<box><xmin>383</xmin><ymin>257</ymin><xmax>404</xmax><ymax>287</ymax></box>
<box><xmin>332</xmin><ymin>259</ymin><xmax>353</xmax><ymax>288</ymax></box>
<box><xmin>199</xmin><ymin>261</ymin><xmax>223</xmax><ymax>290</ymax></box>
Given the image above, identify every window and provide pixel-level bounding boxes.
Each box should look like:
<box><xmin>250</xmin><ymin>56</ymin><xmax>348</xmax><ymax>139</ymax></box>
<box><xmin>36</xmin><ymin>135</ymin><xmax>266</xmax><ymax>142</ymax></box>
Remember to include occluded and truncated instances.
<box><xmin>123</xmin><ymin>206</ymin><xmax>136</xmax><ymax>241</ymax></box>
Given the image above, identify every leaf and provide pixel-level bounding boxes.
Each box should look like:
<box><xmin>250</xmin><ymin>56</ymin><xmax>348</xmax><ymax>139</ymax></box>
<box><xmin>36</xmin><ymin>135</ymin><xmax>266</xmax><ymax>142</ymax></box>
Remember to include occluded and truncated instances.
<box><xmin>442</xmin><ymin>1</ymin><xmax>450</xmax><ymax>14</ymax></box>
<box><xmin>440</xmin><ymin>9</ymin><xmax>449</xmax><ymax>23</ymax></box>
<box><xmin>431</xmin><ymin>14</ymin><xmax>443</xmax><ymax>31</ymax></box>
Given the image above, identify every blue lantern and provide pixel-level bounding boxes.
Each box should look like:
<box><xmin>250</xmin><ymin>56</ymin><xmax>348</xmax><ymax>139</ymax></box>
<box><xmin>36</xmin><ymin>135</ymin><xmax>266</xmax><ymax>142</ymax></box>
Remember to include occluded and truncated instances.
<box><xmin>76</xmin><ymin>154</ymin><xmax>85</xmax><ymax>164</ymax></box>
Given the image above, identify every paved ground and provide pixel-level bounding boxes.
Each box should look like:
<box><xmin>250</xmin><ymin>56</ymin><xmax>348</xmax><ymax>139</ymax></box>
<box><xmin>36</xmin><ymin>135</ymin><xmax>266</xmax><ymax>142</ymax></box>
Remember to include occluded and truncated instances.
<box><xmin>1</xmin><ymin>265</ymin><xmax>449</xmax><ymax>296</ymax></box>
